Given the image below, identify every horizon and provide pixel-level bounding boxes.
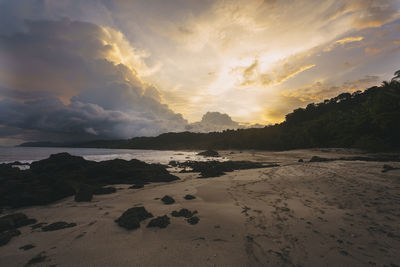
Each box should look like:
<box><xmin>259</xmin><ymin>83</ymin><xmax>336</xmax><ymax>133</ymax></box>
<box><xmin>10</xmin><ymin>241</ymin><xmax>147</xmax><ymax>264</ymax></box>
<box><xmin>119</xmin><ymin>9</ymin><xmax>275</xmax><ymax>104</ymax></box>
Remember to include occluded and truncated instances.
<box><xmin>0</xmin><ymin>0</ymin><xmax>400</xmax><ymax>145</ymax></box>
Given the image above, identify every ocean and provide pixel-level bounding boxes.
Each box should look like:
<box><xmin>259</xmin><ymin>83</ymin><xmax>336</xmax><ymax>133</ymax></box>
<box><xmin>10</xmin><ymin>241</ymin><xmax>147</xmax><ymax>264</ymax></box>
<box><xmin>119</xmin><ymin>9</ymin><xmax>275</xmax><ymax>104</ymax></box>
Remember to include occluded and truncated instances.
<box><xmin>0</xmin><ymin>147</ymin><xmax>224</xmax><ymax>165</ymax></box>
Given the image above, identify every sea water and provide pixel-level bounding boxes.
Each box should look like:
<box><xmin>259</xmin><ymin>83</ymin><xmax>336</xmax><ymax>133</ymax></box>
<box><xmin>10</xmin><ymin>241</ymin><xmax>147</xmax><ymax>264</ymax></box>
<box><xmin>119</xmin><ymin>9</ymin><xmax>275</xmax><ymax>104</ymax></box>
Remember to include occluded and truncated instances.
<box><xmin>0</xmin><ymin>147</ymin><xmax>225</xmax><ymax>165</ymax></box>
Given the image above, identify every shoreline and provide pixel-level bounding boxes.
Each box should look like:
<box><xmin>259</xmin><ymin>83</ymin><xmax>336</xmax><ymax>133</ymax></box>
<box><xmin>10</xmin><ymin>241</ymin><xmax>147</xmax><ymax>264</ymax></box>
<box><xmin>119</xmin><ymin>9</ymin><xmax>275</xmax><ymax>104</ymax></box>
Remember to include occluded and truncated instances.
<box><xmin>1</xmin><ymin>149</ymin><xmax>400</xmax><ymax>266</ymax></box>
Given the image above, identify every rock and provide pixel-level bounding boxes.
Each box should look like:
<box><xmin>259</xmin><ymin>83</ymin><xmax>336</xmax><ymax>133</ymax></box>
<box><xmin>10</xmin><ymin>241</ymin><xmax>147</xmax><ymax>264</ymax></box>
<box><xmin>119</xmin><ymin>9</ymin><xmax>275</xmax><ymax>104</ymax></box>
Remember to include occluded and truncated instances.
<box><xmin>0</xmin><ymin>153</ymin><xmax>179</xmax><ymax>209</ymax></box>
<box><xmin>309</xmin><ymin>156</ymin><xmax>332</xmax><ymax>162</ymax></box>
<box><xmin>173</xmin><ymin>160</ymin><xmax>274</xmax><ymax>178</ymax></box>
<box><xmin>298</xmin><ymin>159</ymin><xmax>304</xmax><ymax>162</ymax></box>
<box><xmin>171</xmin><ymin>209</ymin><xmax>197</xmax><ymax>218</ymax></box>
<box><xmin>184</xmin><ymin>194</ymin><xmax>196</xmax><ymax>200</ymax></box>
<box><xmin>197</xmin><ymin>150</ymin><xmax>220</xmax><ymax>157</ymax></box>
<box><xmin>168</xmin><ymin>161</ymin><xmax>179</xmax><ymax>167</ymax></box>
<box><xmin>187</xmin><ymin>216</ymin><xmax>200</xmax><ymax>225</ymax></box>
<box><xmin>26</xmin><ymin>252</ymin><xmax>47</xmax><ymax>265</ymax></box>
<box><xmin>382</xmin><ymin>164</ymin><xmax>399</xmax><ymax>173</ymax></box>
<box><xmin>147</xmin><ymin>215</ymin><xmax>170</xmax><ymax>228</ymax></box>
<box><xmin>0</xmin><ymin>229</ymin><xmax>21</xmax><ymax>246</ymax></box>
<box><xmin>0</xmin><ymin>213</ymin><xmax>37</xmax><ymax>232</ymax></box>
<box><xmin>93</xmin><ymin>186</ymin><xmax>116</xmax><ymax>195</ymax></box>
<box><xmin>74</xmin><ymin>184</ymin><xmax>93</xmax><ymax>202</ymax></box>
<box><xmin>31</xmin><ymin>222</ymin><xmax>47</xmax><ymax>230</ymax></box>
<box><xmin>129</xmin><ymin>184</ymin><xmax>144</xmax><ymax>189</ymax></box>
<box><xmin>161</xmin><ymin>195</ymin><xmax>175</xmax><ymax>205</ymax></box>
<box><xmin>19</xmin><ymin>244</ymin><xmax>35</xmax><ymax>250</ymax></box>
<box><xmin>115</xmin><ymin>207</ymin><xmax>153</xmax><ymax>230</ymax></box>
<box><xmin>41</xmin><ymin>222</ymin><xmax>77</xmax><ymax>232</ymax></box>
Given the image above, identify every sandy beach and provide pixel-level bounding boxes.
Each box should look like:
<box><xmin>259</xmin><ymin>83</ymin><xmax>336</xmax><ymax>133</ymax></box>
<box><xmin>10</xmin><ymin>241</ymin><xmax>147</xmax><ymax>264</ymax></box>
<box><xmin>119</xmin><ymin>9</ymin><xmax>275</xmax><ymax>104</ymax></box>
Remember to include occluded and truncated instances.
<box><xmin>1</xmin><ymin>149</ymin><xmax>399</xmax><ymax>267</ymax></box>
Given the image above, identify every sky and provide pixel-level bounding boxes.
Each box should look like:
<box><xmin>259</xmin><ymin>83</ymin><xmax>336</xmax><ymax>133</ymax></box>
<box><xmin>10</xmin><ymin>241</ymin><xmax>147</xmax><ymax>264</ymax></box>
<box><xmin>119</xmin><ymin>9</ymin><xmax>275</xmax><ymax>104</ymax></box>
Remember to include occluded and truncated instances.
<box><xmin>0</xmin><ymin>0</ymin><xmax>399</xmax><ymax>145</ymax></box>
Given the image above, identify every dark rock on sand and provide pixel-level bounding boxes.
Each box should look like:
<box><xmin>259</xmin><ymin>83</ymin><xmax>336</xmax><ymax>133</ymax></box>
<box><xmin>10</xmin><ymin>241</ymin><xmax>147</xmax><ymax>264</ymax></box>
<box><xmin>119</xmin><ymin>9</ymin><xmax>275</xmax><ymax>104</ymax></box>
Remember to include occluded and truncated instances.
<box><xmin>382</xmin><ymin>164</ymin><xmax>399</xmax><ymax>173</ymax></box>
<box><xmin>171</xmin><ymin>209</ymin><xmax>197</xmax><ymax>218</ymax></box>
<box><xmin>309</xmin><ymin>156</ymin><xmax>332</xmax><ymax>162</ymax></box>
<box><xmin>161</xmin><ymin>195</ymin><xmax>175</xmax><ymax>205</ymax></box>
<box><xmin>298</xmin><ymin>159</ymin><xmax>304</xmax><ymax>162</ymax></box>
<box><xmin>187</xmin><ymin>216</ymin><xmax>200</xmax><ymax>225</ymax></box>
<box><xmin>0</xmin><ymin>213</ymin><xmax>37</xmax><ymax>232</ymax></box>
<box><xmin>26</xmin><ymin>252</ymin><xmax>47</xmax><ymax>265</ymax></box>
<box><xmin>115</xmin><ymin>207</ymin><xmax>153</xmax><ymax>230</ymax></box>
<box><xmin>93</xmin><ymin>186</ymin><xmax>117</xmax><ymax>195</ymax></box>
<box><xmin>129</xmin><ymin>184</ymin><xmax>144</xmax><ymax>189</ymax></box>
<box><xmin>0</xmin><ymin>229</ymin><xmax>21</xmax><ymax>246</ymax></box>
<box><xmin>197</xmin><ymin>150</ymin><xmax>220</xmax><ymax>157</ymax></box>
<box><xmin>147</xmin><ymin>215</ymin><xmax>170</xmax><ymax>228</ymax></box>
<box><xmin>184</xmin><ymin>194</ymin><xmax>196</xmax><ymax>200</ymax></box>
<box><xmin>42</xmin><ymin>222</ymin><xmax>77</xmax><ymax>232</ymax></box>
<box><xmin>0</xmin><ymin>153</ymin><xmax>178</xmax><ymax>209</ymax></box>
<box><xmin>20</xmin><ymin>244</ymin><xmax>35</xmax><ymax>250</ymax></box>
<box><xmin>74</xmin><ymin>184</ymin><xmax>93</xmax><ymax>202</ymax></box>
<box><xmin>176</xmin><ymin>160</ymin><xmax>275</xmax><ymax>178</ymax></box>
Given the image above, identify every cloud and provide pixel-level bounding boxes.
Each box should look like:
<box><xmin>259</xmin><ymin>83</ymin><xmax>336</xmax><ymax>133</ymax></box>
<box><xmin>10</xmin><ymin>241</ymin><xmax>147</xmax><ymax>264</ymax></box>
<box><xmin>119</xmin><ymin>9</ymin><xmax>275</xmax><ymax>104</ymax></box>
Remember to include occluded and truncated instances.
<box><xmin>235</xmin><ymin>58</ymin><xmax>316</xmax><ymax>88</ymax></box>
<box><xmin>0</xmin><ymin>19</ymin><xmax>188</xmax><ymax>141</ymax></box>
<box><xmin>186</xmin><ymin>111</ymin><xmax>240</xmax><ymax>132</ymax></box>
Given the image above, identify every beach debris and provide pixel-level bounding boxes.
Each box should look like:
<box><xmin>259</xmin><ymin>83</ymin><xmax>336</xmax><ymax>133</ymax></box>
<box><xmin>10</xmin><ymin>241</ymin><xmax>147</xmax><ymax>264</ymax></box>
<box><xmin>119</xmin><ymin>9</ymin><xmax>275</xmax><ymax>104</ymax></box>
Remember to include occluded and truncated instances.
<box><xmin>42</xmin><ymin>222</ymin><xmax>77</xmax><ymax>232</ymax></box>
<box><xmin>161</xmin><ymin>195</ymin><xmax>175</xmax><ymax>205</ymax></box>
<box><xmin>298</xmin><ymin>159</ymin><xmax>304</xmax><ymax>162</ymax></box>
<box><xmin>197</xmin><ymin>150</ymin><xmax>220</xmax><ymax>157</ymax></box>
<box><xmin>187</xmin><ymin>216</ymin><xmax>200</xmax><ymax>225</ymax></box>
<box><xmin>184</xmin><ymin>194</ymin><xmax>196</xmax><ymax>200</ymax></box>
<box><xmin>115</xmin><ymin>207</ymin><xmax>153</xmax><ymax>230</ymax></box>
<box><xmin>147</xmin><ymin>215</ymin><xmax>170</xmax><ymax>228</ymax></box>
<box><xmin>171</xmin><ymin>209</ymin><xmax>197</xmax><ymax>218</ymax></box>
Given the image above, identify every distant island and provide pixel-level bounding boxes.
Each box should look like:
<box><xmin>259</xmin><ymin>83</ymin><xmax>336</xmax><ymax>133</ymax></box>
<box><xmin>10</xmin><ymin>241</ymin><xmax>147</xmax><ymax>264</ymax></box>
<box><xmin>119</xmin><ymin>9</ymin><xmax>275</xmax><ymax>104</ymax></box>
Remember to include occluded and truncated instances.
<box><xmin>21</xmin><ymin>71</ymin><xmax>400</xmax><ymax>152</ymax></box>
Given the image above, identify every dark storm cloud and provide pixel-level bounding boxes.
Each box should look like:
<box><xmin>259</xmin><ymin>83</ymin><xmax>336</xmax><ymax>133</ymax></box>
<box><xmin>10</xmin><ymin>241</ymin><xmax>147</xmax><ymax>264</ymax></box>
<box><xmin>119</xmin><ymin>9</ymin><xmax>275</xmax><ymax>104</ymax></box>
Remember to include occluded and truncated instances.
<box><xmin>0</xmin><ymin>18</ymin><xmax>188</xmax><ymax>141</ymax></box>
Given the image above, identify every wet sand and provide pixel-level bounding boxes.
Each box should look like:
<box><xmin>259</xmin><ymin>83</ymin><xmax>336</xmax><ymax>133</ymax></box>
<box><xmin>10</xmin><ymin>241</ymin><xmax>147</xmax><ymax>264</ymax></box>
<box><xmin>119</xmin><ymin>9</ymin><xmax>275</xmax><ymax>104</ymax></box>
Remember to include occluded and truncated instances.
<box><xmin>1</xmin><ymin>149</ymin><xmax>399</xmax><ymax>266</ymax></box>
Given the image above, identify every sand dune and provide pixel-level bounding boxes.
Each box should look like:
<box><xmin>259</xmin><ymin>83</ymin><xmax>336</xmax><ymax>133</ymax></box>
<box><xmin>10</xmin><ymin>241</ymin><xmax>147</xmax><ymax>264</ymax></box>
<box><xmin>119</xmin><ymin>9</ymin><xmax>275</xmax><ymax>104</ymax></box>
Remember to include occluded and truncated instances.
<box><xmin>1</xmin><ymin>149</ymin><xmax>399</xmax><ymax>266</ymax></box>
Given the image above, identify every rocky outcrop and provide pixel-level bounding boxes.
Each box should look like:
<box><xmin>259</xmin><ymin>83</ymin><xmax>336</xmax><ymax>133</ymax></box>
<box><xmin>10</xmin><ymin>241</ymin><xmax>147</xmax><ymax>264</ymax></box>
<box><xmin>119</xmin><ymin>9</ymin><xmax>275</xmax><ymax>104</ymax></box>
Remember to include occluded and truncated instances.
<box><xmin>0</xmin><ymin>153</ymin><xmax>179</xmax><ymax>208</ymax></box>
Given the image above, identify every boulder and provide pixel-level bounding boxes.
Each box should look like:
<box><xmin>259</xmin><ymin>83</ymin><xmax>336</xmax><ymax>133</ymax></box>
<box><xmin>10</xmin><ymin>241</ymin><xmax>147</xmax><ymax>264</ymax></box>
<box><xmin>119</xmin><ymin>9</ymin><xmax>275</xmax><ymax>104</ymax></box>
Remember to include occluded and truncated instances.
<box><xmin>161</xmin><ymin>195</ymin><xmax>175</xmax><ymax>205</ymax></box>
<box><xmin>74</xmin><ymin>184</ymin><xmax>93</xmax><ymax>202</ymax></box>
<box><xmin>115</xmin><ymin>207</ymin><xmax>153</xmax><ymax>230</ymax></box>
<box><xmin>147</xmin><ymin>215</ymin><xmax>170</xmax><ymax>228</ymax></box>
